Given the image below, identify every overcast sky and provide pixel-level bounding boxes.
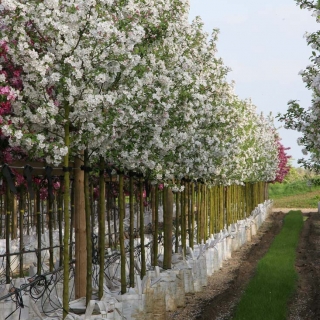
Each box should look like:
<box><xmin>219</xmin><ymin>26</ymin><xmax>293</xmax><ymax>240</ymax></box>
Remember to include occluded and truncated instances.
<box><xmin>189</xmin><ymin>0</ymin><xmax>318</xmax><ymax>166</ymax></box>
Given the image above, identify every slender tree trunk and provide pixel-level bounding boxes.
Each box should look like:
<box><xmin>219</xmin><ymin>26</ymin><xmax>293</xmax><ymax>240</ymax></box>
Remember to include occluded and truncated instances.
<box><xmin>197</xmin><ymin>184</ymin><xmax>201</xmax><ymax>243</ymax></box>
<box><xmin>48</xmin><ymin>196</ymin><xmax>54</xmax><ymax>272</ymax></box>
<box><xmin>129</xmin><ymin>174</ymin><xmax>135</xmax><ymax>287</ymax></box>
<box><xmin>98</xmin><ymin>158</ymin><xmax>105</xmax><ymax>300</ymax></box>
<box><xmin>5</xmin><ymin>183</ymin><xmax>11</xmax><ymax>284</ymax></box>
<box><xmin>74</xmin><ymin>156</ymin><xmax>86</xmax><ymax>299</ymax></box>
<box><xmin>175</xmin><ymin>191</ymin><xmax>180</xmax><ymax>253</ymax></box>
<box><xmin>181</xmin><ymin>185</ymin><xmax>186</xmax><ymax>256</ymax></box>
<box><xmin>163</xmin><ymin>187</ymin><xmax>173</xmax><ymax>269</ymax></box>
<box><xmin>11</xmin><ymin>195</ymin><xmax>17</xmax><ymax>240</ymax></box>
<box><xmin>106</xmin><ymin>180</ymin><xmax>112</xmax><ymax>249</ymax></box>
<box><xmin>70</xmin><ymin>181</ymin><xmax>75</xmax><ymax>261</ymax></box>
<box><xmin>19</xmin><ymin>189</ymin><xmax>25</xmax><ymax>277</ymax></box>
<box><xmin>84</xmin><ymin>150</ymin><xmax>93</xmax><ymax>305</ymax></box>
<box><xmin>0</xmin><ymin>192</ymin><xmax>3</xmax><ymax>238</ymax></box>
<box><xmin>202</xmin><ymin>184</ymin><xmax>206</xmax><ymax>241</ymax></box>
<box><xmin>62</xmin><ymin>104</ymin><xmax>71</xmax><ymax>319</ymax></box>
<box><xmin>151</xmin><ymin>185</ymin><xmax>156</xmax><ymax>266</ymax></box>
<box><xmin>119</xmin><ymin>172</ymin><xmax>126</xmax><ymax>294</ymax></box>
<box><xmin>139</xmin><ymin>178</ymin><xmax>146</xmax><ymax>279</ymax></box>
<box><xmin>219</xmin><ymin>185</ymin><xmax>224</xmax><ymax>231</ymax></box>
<box><xmin>186</xmin><ymin>182</ymin><xmax>191</xmax><ymax>248</ymax></box>
<box><xmin>36</xmin><ymin>190</ymin><xmax>41</xmax><ymax>275</ymax></box>
<box><xmin>58</xmin><ymin>188</ymin><xmax>63</xmax><ymax>267</ymax></box>
<box><xmin>190</xmin><ymin>182</ymin><xmax>195</xmax><ymax>249</ymax></box>
<box><xmin>200</xmin><ymin>184</ymin><xmax>204</xmax><ymax>241</ymax></box>
<box><xmin>153</xmin><ymin>186</ymin><xmax>159</xmax><ymax>267</ymax></box>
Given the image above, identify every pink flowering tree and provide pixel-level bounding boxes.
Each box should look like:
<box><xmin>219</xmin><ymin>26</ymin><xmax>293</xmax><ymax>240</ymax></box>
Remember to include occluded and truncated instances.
<box><xmin>274</xmin><ymin>139</ymin><xmax>291</xmax><ymax>183</ymax></box>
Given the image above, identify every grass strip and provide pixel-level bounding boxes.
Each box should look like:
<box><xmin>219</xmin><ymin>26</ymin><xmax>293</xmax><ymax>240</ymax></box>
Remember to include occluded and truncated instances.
<box><xmin>272</xmin><ymin>191</ymin><xmax>320</xmax><ymax>208</ymax></box>
<box><xmin>232</xmin><ymin>210</ymin><xmax>303</xmax><ymax>320</ymax></box>
<box><xmin>269</xmin><ymin>180</ymin><xmax>320</xmax><ymax>199</ymax></box>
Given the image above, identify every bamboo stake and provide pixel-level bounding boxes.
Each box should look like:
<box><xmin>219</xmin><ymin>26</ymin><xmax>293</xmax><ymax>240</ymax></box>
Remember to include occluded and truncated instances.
<box><xmin>219</xmin><ymin>185</ymin><xmax>224</xmax><ymax>231</ymax></box>
<box><xmin>186</xmin><ymin>182</ymin><xmax>191</xmax><ymax>248</ymax></box>
<box><xmin>190</xmin><ymin>182</ymin><xmax>195</xmax><ymax>249</ymax></box>
<box><xmin>27</xmin><ymin>192</ymin><xmax>30</xmax><ymax>235</ymax></box>
<box><xmin>48</xmin><ymin>195</ymin><xmax>54</xmax><ymax>272</ymax></box>
<box><xmin>90</xmin><ymin>183</ymin><xmax>94</xmax><ymax>240</ymax></box>
<box><xmin>58</xmin><ymin>187</ymin><xmax>63</xmax><ymax>266</ymax></box>
<box><xmin>106</xmin><ymin>180</ymin><xmax>112</xmax><ymax>249</ymax></box>
<box><xmin>151</xmin><ymin>185</ymin><xmax>156</xmax><ymax>266</ymax></box>
<box><xmin>202</xmin><ymin>185</ymin><xmax>206</xmax><ymax>240</ymax></box>
<box><xmin>196</xmin><ymin>183</ymin><xmax>200</xmax><ymax>243</ymax></box>
<box><xmin>181</xmin><ymin>184</ymin><xmax>186</xmax><ymax>256</ymax></box>
<box><xmin>113</xmin><ymin>196</ymin><xmax>117</xmax><ymax>248</ymax></box>
<box><xmin>175</xmin><ymin>191</ymin><xmax>180</xmax><ymax>253</ymax></box>
<box><xmin>215</xmin><ymin>186</ymin><xmax>219</xmax><ymax>233</ymax></box>
<box><xmin>0</xmin><ymin>192</ymin><xmax>3</xmax><ymax>238</ymax></box>
<box><xmin>36</xmin><ymin>190</ymin><xmax>41</xmax><ymax>275</ymax></box>
<box><xmin>129</xmin><ymin>174</ymin><xmax>135</xmax><ymax>287</ymax></box>
<box><xmin>209</xmin><ymin>187</ymin><xmax>214</xmax><ymax>235</ymax></box>
<box><xmin>5</xmin><ymin>183</ymin><xmax>11</xmax><ymax>284</ymax></box>
<box><xmin>11</xmin><ymin>194</ymin><xmax>17</xmax><ymax>239</ymax></box>
<box><xmin>84</xmin><ymin>150</ymin><xmax>93</xmax><ymax>305</ymax></box>
<box><xmin>19</xmin><ymin>189</ymin><xmax>25</xmax><ymax>277</ymax></box>
<box><xmin>70</xmin><ymin>181</ymin><xmax>75</xmax><ymax>262</ymax></box>
<box><xmin>98</xmin><ymin>159</ymin><xmax>105</xmax><ymax>300</ymax></box>
<box><xmin>139</xmin><ymin>177</ymin><xmax>146</xmax><ymax>279</ymax></box>
<box><xmin>119</xmin><ymin>172</ymin><xmax>126</xmax><ymax>294</ymax></box>
<box><xmin>62</xmin><ymin>107</ymin><xmax>71</xmax><ymax>319</ymax></box>
<box><xmin>153</xmin><ymin>186</ymin><xmax>159</xmax><ymax>267</ymax></box>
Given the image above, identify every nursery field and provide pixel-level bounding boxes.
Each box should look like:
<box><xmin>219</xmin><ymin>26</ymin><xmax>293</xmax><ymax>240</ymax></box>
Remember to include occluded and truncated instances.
<box><xmin>269</xmin><ymin>180</ymin><xmax>320</xmax><ymax>208</ymax></box>
<box><xmin>168</xmin><ymin>210</ymin><xmax>320</xmax><ymax>320</ymax></box>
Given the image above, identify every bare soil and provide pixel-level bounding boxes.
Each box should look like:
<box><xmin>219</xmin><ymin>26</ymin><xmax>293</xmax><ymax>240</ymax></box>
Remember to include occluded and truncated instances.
<box><xmin>167</xmin><ymin>209</ymin><xmax>320</xmax><ymax>320</ymax></box>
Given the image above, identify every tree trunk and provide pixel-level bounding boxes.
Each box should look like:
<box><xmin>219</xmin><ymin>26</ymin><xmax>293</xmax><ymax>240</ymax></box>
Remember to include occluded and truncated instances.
<box><xmin>139</xmin><ymin>178</ymin><xmax>146</xmax><ymax>279</ymax></box>
<box><xmin>98</xmin><ymin>158</ymin><xmax>105</xmax><ymax>300</ymax></box>
<box><xmin>153</xmin><ymin>186</ymin><xmax>159</xmax><ymax>267</ymax></box>
<box><xmin>119</xmin><ymin>172</ymin><xmax>127</xmax><ymax>294</ymax></box>
<box><xmin>84</xmin><ymin>150</ymin><xmax>92</xmax><ymax>305</ymax></box>
<box><xmin>163</xmin><ymin>187</ymin><xmax>173</xmax><ymax>269</ymax></box>
<box><xmin>129</xmin><ymin>174</ymin><xmax>135</xmax><ymax>287</ymax></box>
<box><xmin>62</xmin><ymin>104</ymin><xmax>71</xmax><ymax>319</ymax></box>
<box><xmin>74</xmin><ymin>156</ymin><xmax>86</xmax><ymax>299</ymax></box>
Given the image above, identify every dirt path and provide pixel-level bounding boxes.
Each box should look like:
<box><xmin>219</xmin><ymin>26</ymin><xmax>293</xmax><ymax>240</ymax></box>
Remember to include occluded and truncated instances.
<box><xmin>167</xmin><ymin>209</ymin><xmax>320</xmax><ymax>320</ymax></box>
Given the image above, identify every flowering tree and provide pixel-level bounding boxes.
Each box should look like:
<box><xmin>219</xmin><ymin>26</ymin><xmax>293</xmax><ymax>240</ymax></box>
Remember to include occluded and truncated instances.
<box><xmin>273</xmin><ymin>139</ymin><xmax>291</xmax><ymax>183</ymax></box>
<box><xmin>0</xmin><ymin>0</ymin><xmax>160</xmax><ymax>315</ymax></box>
<box><xmin>278</xmin><ymin>0</ymin><xmax>320</xmax><ymax>172</ymax></box>
<box><xmin>0</xmin><ymin>0</ymin><xmax>286</xmax><ymax>317</ymax></box>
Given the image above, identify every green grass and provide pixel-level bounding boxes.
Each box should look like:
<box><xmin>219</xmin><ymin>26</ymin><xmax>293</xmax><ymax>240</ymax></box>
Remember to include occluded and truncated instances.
<box><xmin>269</xmin><ymin>180</ymin><xmax>320</xmax><ymax>198</ymax></box>
<box><xmin>232</xmin><ymin>211</ymin><xmax>303</xmax><ymax>320</ymax></box>
<box><xmin>269</xmin><ymin>180</ymin><xmax>320</xmax><ymax>208</ymax></box>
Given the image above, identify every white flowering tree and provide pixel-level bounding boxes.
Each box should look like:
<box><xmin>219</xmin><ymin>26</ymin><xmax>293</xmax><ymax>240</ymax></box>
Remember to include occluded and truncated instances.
<box><xmin>0</xmin><ymin>0</ymin><xmax>178</xmax><ymax>314</ymax></box>
<box><xmin>278</xmin><ymin>0</ymin><xmax>320</xmax><ymax>171</ymax></box>
<box><xmin>0</xmin><ymin>0</ymin><xmax>284</xmax><ymax>316</ymax></box>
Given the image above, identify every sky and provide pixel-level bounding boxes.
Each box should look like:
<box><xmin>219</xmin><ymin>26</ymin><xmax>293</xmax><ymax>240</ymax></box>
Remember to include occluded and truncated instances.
<box><xmin>189</xmin><ymin>0</ymin><xmax>319</xmax><ymax>167</ymax></box>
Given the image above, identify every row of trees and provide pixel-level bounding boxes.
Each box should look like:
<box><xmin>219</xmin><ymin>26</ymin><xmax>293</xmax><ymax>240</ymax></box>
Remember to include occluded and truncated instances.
<box><xmin>0</xmin><ymin>0</ymin><xmax>289</xmax><ymax>184</ymax></box>
<box><xmin>0</xmin><ymin>1</ymin><xmax>291</xmax><ymax>318</ymax></box>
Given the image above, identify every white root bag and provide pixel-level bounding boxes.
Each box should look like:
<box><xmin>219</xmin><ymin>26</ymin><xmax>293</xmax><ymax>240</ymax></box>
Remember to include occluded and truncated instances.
<box><xmin>205</xmin><ymin>248</ymin><xmax>214</xmax><ymax>276</ymax></box>
<box><xmin>198</xmin><ymin>255</ymin><xmax>207</xmax><ymax>287</ymax></box>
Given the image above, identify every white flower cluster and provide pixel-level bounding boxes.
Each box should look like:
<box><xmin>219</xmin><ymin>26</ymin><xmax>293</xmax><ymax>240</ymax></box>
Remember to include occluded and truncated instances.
<box><xmin>0</xmin><ymin>0</ymin><xmax>279</xmax><ymax>182</ymax></box>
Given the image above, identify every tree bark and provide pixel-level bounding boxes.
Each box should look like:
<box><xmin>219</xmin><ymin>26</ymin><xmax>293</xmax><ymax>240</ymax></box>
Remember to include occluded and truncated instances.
<box><xmin>74</xmin><ymin>156</ymin><xmax>86</xmax><ymax>299</ymax></box>
<box><xmin>163</xmin><ymin>187</ymin><xmax>173</xmax><ymax>269</ymax></box>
